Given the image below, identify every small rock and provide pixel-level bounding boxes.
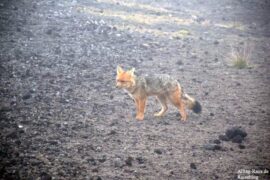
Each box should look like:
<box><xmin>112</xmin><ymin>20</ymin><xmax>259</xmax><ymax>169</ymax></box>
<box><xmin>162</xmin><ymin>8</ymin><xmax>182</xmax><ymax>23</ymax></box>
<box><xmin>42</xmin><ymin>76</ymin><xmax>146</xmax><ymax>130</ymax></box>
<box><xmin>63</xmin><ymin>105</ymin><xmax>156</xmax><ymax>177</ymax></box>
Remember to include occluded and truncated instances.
<box><xmin>225</xmin><ymin>127</ymin><xmax>247</xmax><ymax>140</ymax></box>
<box><xmin>213</xmin><ymin>139</ymin><xmax>221</xmax><ymax>144</ymax></box>
<box><xmin>114</xmin><ymin>158</ymin><xmax>124</xmax><ymax>168</ymax></box>
<box><xmin>214</xmin><ymin>174</ymin><xmax>219</xmax><ymax>179</ymax></box>
<box><xmin>96</xmin><ymin>146</ymin><xmax>102</xmax><ymax>152</ymax></box>
<box><xmin>141</xmin><ymin>43</ymin><xmax>150</xmax><ymax>48</ymax></box>
<box><xmin>210</xmin><ymin>113</ymin><xmax>214</xmax><ymax>116</ymax></box>
<box><xmin>176</xmin><ymin>60</ymin><xmax>183</xmax><ymax>65</ymax></box>
<box><xmin>48</xmin><ymin>140</ymin><xmax>58</xmax><ymax>145</ymax></box>
<box><xmin>90</xmin><ymin>176</ymin><xmax>102</xmax><ymax>180</ymax></box>
<box><xmin>46</xmin><ymin>29</ymin><xmax>53</xmax><ymax>35</ymax></box>
<box><xmin>238</xmin><ymin>144</ymin><xmax>246</xmax><ymax>149</ymax></box>
<box><xmin>203</xmin><ymin>144</ymin><xmax>222</xmax><ymax>151</ymax></box>
<box><xmin>236</xmin><ymin>82</ymin><xmax>241</xmax><ymax>86</ymax></box>
<box><xmin>40</xmin><ymin>172</ymin><xmax>52</xmax><ymax>180</ymax></box>
<box><xmin>231</xmin><ymin>135</ymin><xmax>244</xmax><ymax>143</ymax></box>
<box><xmin>109</xmin><ymin>94</ymin><xmax>114</xmax><ymax>99</ymax></box>
<box><xmin>88</xmin><ymin>158</ymin><xmax>97</xmax><ymax>166</ymax></box>
<box><xmin>190</xmin><ymin>163</ymin><xmax>197</xmax><ymax>169</ymax></box>
<box><xmin>60</xmin><ymin>98</ymin><xmax>69</xmax><ymax>104</ymax></box>
<box><xmin>219</xmin><ymin>127</ymin><xmax>247</xmax><ymax>143</ymax></box>
<box><xmin>192</xmin><ymin>78</ymin><xmax>197</xmax><ymax>82</ymax></box>
<box><xmin>154</xmin><ymin>149</ymin><xmax>162</xmax><ymax>154</ymax></box>
<box><xmin>31</xmin><ymin>159</ymin><xmax>42</xmax><ymax>166</ymax></box>
<box><xmin>214</xmin><ymin>40</ymin><xmax>219</xmax><ymax>45</ymax></box>
<box><xmin>15</xmin><ymin>140</ymin><xmax>21</xmax><ymax>145</ymax></box>
<box><xmin>98</xmin><ymin>155</ymin><xmax>106</xmax><ymax>163</ymax></box>
<box><xmin>249</xmin><ymin>122</ymin><xmax>255</xmax><ymax>126</ymax></box>
<box><xmin>219</xmin><ymin>135</ymin><xmax>229</xmax><ymax>141</ymax></box>
<box><xmin>29</xmin><ymin>88</ymin><xmax>36</xmax><ymax>93</ymax></box>
<box><xmin>22</xmin><ymin>93</ymin><xmax>31</xmax><ymax>100</ymax></box>
<box><xmin>108</xmin><ymin>130</ymin><xmax>116</xmax><ymax>135</ymax></box>
<box><xmin>191</xmin><ymin>55</ymin><xmax>197</xmax><ymax>59</ymax></box>
<box><xmin>136</xmin><ymin>156</ymin><xmax>145</xmax><ymax>164</ymax></box>
<box><xmin>125</xmin><ymin>156</ymin><xmax>133</xmax><ymax>166</ymax></box>
<box><xmin>0</xmin><ymin>106</ymin><xmax>12</xmax><ymax>112</ymax></box>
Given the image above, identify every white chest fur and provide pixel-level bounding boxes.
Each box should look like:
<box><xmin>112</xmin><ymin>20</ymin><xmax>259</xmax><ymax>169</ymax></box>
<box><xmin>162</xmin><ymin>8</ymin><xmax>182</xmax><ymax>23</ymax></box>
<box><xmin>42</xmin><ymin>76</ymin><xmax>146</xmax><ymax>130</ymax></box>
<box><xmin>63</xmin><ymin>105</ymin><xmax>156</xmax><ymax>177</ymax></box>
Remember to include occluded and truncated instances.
<box><xmin>124</xmin><ymin>89</ymin><xmax>135</xmax><ymax>100</ymax></box>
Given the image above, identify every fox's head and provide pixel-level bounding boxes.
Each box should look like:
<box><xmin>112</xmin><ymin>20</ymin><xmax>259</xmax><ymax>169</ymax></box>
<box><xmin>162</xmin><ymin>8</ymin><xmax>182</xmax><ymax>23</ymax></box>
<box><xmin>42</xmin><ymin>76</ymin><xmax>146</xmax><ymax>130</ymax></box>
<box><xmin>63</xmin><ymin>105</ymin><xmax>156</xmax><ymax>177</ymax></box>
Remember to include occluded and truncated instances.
<box><xmin>116</xmin><ymin>66</ymin><xmax>136</xmax><ymax>89</ymax></box>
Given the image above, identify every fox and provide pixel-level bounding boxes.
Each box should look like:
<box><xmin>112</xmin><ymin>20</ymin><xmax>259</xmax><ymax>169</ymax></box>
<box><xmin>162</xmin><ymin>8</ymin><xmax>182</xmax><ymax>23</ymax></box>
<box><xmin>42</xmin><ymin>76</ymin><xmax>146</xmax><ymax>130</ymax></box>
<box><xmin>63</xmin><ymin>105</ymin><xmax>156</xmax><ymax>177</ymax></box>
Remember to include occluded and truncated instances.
<box><xmin>115</xmin><ymin>66</ymin><xmax>202</xmax><ymax>121</ymax></box>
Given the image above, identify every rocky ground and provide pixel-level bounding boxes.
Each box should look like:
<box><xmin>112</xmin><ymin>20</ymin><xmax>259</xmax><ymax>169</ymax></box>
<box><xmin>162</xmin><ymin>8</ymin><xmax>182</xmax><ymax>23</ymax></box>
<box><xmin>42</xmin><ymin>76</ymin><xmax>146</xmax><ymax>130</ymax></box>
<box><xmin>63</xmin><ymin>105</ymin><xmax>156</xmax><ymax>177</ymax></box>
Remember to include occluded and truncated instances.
<box><xmin>0</xmin><ymin>0</ymin><xmax>270</xmax><ymax>179</ymax></box>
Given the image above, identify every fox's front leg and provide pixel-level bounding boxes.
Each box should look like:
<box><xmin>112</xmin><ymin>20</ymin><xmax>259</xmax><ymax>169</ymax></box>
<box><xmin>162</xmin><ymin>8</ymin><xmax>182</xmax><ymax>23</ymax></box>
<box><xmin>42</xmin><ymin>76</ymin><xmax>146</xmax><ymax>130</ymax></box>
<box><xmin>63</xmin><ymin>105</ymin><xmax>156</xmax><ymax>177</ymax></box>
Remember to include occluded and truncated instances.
<box><xmin>135</xmin><ymin>97</ymin><xmax>146</xmax><ymax>120</ymax></box>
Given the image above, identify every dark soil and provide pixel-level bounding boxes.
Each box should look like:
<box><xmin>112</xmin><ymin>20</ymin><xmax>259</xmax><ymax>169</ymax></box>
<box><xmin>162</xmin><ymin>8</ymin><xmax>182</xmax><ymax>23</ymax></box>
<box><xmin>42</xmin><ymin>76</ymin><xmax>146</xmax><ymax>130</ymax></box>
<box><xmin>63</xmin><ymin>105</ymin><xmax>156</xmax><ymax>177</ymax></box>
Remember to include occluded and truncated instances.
<box><xmin>1</xmin><ymin>0</ymin><xmax>270</xmax><ymax>179</ymax></box>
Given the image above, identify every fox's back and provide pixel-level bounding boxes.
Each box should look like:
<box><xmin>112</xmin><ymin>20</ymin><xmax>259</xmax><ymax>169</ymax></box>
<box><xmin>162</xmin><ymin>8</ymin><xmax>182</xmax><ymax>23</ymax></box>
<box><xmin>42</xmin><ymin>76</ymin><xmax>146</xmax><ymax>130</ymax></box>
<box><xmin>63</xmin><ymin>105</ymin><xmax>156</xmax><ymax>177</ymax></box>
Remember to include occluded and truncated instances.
<box><xmin>137</xmin><ymin>74</ymin><xmax>179</xmax><ymax>95</ymax></box>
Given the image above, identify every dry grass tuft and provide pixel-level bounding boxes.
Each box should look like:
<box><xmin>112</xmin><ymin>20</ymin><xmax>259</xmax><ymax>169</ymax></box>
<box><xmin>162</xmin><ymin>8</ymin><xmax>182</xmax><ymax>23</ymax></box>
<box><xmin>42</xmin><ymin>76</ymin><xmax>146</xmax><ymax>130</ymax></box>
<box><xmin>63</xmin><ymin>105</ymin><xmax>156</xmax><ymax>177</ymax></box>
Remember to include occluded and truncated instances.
<box><xmin>228</xmin><ymin>42</ymin><xmax>253</xmax><ymax>69</ymax></box>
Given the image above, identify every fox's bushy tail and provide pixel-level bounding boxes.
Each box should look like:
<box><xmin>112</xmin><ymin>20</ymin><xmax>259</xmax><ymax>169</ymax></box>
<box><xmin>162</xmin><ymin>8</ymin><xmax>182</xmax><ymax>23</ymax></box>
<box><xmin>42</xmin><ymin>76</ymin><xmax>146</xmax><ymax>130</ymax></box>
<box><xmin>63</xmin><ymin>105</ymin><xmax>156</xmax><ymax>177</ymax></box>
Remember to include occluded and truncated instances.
<box><xmin>183</xmin><ymin>93</ymin><xmax>202</xmax><ymax>113</ymax></box>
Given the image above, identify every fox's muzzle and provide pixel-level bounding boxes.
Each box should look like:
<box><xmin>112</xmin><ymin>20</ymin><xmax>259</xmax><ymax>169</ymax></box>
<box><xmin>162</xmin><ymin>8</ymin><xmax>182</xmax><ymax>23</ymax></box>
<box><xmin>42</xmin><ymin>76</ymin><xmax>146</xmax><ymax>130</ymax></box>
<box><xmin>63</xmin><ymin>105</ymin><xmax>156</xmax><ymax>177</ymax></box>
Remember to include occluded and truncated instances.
<box><xmin>115</xmin><ymin>82</ymin><xmax>121</xmax><ymax>88</ymax></box>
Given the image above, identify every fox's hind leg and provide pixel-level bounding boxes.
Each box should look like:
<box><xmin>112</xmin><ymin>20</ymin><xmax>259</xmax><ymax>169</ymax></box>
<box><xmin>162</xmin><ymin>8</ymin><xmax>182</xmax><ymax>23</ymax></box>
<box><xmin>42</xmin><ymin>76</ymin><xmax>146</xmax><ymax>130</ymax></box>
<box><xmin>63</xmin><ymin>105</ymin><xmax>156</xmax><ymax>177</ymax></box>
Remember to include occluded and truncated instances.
<box><xmin>168</xmin><ymin>88</ymin><xmax>187</xmax><ymax>121</ymax></box>
<box><xmin>154</xmin><ymin>95</ymin><xmax>168</xmax><ymax>117</ymax></box>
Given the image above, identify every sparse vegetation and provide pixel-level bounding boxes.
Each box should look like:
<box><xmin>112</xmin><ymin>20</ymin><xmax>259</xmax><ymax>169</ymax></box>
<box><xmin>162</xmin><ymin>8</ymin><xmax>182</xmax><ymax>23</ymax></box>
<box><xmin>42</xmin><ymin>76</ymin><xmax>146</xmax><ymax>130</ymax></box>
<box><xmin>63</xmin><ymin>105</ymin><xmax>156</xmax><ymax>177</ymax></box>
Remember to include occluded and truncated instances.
<box><xmin>232</xmin><ymin>56</ymin><xmax>248</xmax><ymax>69</ymax></box>
<box><xmin>229</xmin><ymin>42</ymin><xmax>253</xmax><ymax>69</ymax></box>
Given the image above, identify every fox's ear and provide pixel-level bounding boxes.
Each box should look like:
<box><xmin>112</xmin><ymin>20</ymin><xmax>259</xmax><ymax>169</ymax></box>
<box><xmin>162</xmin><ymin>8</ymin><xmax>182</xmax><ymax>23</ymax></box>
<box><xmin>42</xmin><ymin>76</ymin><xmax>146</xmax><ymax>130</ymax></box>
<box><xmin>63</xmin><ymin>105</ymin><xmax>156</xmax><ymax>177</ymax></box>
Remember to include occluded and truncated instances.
<box><xmin>117</xmin><ymin>65</ymin><xmax>124</xmax><ymax>75</ymax></box>
<box><xmin>127</xmin><ymin>68</ymin><xmax>135</xmax><ymax>76</ymax></box>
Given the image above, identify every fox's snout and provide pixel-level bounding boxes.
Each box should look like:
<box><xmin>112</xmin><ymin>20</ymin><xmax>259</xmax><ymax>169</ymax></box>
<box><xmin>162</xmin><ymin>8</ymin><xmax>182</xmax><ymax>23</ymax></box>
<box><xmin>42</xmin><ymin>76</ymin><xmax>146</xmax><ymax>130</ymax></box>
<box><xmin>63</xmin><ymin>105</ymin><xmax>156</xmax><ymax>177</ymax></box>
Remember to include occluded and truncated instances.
<box><xmin>116</xmin><ymin>81</ymin><xmax>125</xmax><ymax>88</ymax></box>
<box><xmin>115</xmin><ymin>82</ymin><xmax>121</xmax><ymax>88</ymax></box>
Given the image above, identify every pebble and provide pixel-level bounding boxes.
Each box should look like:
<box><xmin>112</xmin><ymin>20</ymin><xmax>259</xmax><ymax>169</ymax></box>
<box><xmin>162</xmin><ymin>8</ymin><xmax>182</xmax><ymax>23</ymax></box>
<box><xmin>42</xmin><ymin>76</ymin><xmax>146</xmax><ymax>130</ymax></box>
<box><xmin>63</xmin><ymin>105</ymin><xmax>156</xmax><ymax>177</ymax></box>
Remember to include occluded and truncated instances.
<box><xmin>136</xmin><ymin>156</ymin><xmax>145</xmax><ymax>164</ymax></box>
<box><xmin>203</xmin><ymin>144</ymin><xmax>222</xmax><ymax>151</ymax></box>
<box><xmin>114</xmin><ymin>158</ymin><xmax>124</xmax><ymax>168</ymax></box>
<box><xmin>125</xmin><ymin>156</ymin><xmax>133</xmax><ymax>166</ymax></box>
<box><xmin>190</xmin><ymin>163</ymin><xmax>197</xmax><ymax>169</ymax></box>
<box><xmin>154</xmin><ymin>149</ymin><xmax>162</xmax><ymax>154</ymax></box>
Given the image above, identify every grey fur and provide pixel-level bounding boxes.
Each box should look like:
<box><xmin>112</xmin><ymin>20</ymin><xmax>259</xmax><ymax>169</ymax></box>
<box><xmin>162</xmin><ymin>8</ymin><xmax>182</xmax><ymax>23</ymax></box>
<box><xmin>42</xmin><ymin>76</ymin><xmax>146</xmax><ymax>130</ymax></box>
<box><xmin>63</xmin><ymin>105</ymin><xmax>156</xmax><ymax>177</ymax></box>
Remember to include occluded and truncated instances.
<box><xmin>128</xmin><ymin>74</ymin><xmax>180</xmax><ymax>96</ymax></box>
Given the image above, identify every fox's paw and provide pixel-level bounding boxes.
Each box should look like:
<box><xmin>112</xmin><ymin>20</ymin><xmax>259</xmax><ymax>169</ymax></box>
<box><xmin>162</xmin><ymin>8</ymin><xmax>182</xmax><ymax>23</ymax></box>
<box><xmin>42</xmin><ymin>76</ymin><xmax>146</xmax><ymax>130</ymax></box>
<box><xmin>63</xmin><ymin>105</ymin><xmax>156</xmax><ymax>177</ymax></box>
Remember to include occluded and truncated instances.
<box><xmin>180</xmin><ymin>116</ymin><xmax>187</xmax><ymax>121</ymax></box>
<box><xmin>136</xmin><ymin>114</ymin><xmax>144</xmax><ymax>121</ymax></box>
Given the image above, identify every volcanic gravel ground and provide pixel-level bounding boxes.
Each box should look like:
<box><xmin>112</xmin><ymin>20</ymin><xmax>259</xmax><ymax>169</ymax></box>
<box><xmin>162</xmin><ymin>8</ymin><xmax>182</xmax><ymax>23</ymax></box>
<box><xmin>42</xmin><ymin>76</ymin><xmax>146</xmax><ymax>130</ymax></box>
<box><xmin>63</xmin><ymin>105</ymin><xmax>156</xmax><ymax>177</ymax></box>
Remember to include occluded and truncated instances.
<box><xmin>0</xmin><ymin>0</ymin><xmax>270</xmax><ymax>179</ymax></box>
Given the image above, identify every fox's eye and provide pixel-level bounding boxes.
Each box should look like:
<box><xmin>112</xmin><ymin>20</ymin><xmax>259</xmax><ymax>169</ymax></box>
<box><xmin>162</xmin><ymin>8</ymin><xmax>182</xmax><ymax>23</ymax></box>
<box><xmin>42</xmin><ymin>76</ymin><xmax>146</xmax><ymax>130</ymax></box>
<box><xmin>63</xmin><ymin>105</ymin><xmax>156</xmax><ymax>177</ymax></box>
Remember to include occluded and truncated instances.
<box><xmin>117</xmin><ymin>80</ymin><xmax>127</xmax><ymax>83</ymax></box>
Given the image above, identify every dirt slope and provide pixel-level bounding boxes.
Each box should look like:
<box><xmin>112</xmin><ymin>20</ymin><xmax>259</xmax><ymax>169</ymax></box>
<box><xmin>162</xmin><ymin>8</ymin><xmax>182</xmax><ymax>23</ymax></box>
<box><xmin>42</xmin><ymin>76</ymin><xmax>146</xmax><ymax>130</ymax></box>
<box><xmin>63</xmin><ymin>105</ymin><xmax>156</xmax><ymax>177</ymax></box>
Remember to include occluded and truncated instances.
<box><xmin>0</xmin><ymin>0</ymin><xmax>270</xmax><ymax>179</ymax></box>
